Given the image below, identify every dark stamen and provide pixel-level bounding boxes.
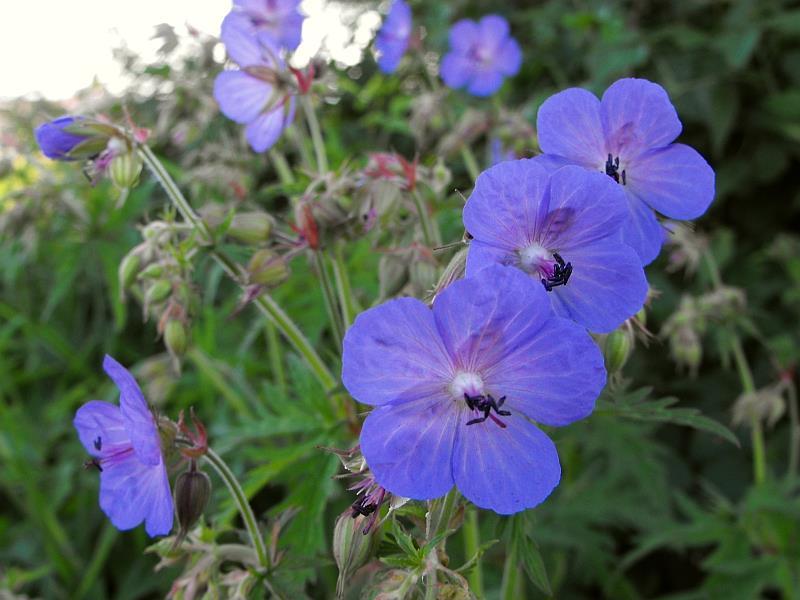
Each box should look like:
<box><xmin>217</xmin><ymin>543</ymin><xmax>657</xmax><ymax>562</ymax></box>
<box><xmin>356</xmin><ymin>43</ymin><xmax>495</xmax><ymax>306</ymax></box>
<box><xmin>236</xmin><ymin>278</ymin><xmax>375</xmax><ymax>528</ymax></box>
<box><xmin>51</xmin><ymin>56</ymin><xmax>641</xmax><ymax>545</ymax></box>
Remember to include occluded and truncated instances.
<box><xmin>464</xmin><ymin>393</ymin><xmax>511</xmax><ymax>428</ymax></box>
<box><xmin>541</xmin><ymin>252</ymin><xmax>573</xmax><ymax>292</ymax></box>
<box><xmin>94</xmin><ymin>436</ymin><xmax>102</xmax><ymax>451</ymax></box>
<box><xmin>83</xmin><ymin>458</ymin><xmax>103</xmax><ymax>472</ymax></box>
<box><xmin>605</xmin><ymin>153</ymin><xmax>626</xmax><ymax>186</ymax></box>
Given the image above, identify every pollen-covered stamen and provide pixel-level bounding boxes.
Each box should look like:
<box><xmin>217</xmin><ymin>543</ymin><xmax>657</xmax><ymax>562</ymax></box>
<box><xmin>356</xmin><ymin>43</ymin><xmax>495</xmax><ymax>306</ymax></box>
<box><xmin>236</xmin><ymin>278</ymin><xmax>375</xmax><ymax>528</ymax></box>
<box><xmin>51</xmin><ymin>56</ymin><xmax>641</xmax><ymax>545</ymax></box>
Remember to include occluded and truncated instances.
<box><xmin>463</xmin><ymin>392</ymin><xmax>511</xmax><ymax>428</ymax></box>
<box><xmin>518</xmin><ymin>245</ymin><xmax>573</xmax><ymax>292</ymax></box>
<box><xmin>605</xmin><ymin>153</ymin><xmax>627</xmax><ymax>185</ymax></box>
<box><xmin>541</xmin><ymin>252</ymin><xmax>573</xmax><ymax>292</ymax></box>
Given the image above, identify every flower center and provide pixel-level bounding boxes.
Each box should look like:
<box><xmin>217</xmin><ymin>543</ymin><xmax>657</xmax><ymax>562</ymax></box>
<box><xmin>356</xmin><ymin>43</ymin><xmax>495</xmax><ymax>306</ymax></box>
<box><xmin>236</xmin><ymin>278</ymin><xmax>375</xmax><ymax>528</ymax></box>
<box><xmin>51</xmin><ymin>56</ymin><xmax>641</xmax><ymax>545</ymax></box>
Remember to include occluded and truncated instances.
<box><xmin>449</xmin><ymin>371</ymin><xmax>484</xmax><ymax>400</ymax></box>
<box><xmin>449</xmin><ymin>372</ymin><xmax>511</xmax><ymax>428</ymax></box>
<box><xmin>518</xmin><ymin>245</ymin><xmax>573</xmax><ymax>292</ymax></box>
<box><xmin>604</xmin><ymin>153</ymin><xmax>627</xmax><ymax>185</ymax></box>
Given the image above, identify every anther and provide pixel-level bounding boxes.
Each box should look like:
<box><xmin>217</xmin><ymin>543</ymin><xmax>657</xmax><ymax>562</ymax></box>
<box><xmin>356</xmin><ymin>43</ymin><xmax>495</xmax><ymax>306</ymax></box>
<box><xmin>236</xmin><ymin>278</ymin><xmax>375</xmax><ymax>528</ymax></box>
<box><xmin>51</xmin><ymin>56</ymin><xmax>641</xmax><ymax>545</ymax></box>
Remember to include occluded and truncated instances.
<box><xmin>541</xmin><ymin>252</ymin><xmax>572</xmax><ymax>291</ymax></box>
<box><xmin>463</xmin><ymin>393</ymin><xmax>511</xmax><ymax>428</ymax></box>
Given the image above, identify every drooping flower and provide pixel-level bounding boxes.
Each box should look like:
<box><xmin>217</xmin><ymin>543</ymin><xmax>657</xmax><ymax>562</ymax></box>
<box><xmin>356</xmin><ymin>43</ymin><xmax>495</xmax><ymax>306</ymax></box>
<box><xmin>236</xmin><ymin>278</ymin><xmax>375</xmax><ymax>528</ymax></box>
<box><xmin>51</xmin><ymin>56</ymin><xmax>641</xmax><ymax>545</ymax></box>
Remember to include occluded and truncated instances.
<box><xmin>464</xmin><ymin>160</ymin><xmax>648</xmax><ymax>333</ymax></box>
<box><xmin>535</xmin><ymin>78</ymin><xmax>715</xmax><ymax>265</ymax></box>
<box><xmin>34</xmin><ymin>116</ymin><xmax>117</xmax><ymax>161</ymax></box>
<box><xmin>440</xmin><ymin>15</ymin><xmax>521</xmax><ymax>97</ymax></box>
<box><xmin>374</xmin><ymin>0</ymin><xmax>412</xmax><ymax>74</ymax></box>
<box><xmin>74</xmin><ymin>355</ymin><xmax>173</xmax><ymax>537</ymax></box>
<box><xmin>226</xmin><ymin>0</ymin><xmax>304</xmax><ymax>51</ymax></box>
<box><xmin>342</xmin><ymin>264</ymin><xmax>606</xmax><ymax>514</ymax></box>
<box><xmin>215</xmin><ymin>16</ymin><xmax>296</xmax><ymax>153</ymax></box>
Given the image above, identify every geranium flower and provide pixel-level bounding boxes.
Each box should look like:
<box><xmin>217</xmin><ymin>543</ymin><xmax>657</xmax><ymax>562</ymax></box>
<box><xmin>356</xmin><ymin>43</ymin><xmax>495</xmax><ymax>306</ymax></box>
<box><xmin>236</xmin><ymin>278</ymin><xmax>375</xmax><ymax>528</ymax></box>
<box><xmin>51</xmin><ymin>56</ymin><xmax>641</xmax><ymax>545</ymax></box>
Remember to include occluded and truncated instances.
<box><xmin>74</xmin><ymin>355</ymin><xmax>173</xmax><ymax>537</ymax></box>
<box><xmin>34</xmin><ymin>116</ymin><xmax>119</xmax><ymax>162</ymax></box>
<box><xmin>342</xmin><ymin>265</ymin><xmax>606</xmax><ymax>514</ymax></box>
<box><xmin>374</xmin><ymin>0</ymin><xmax>412</xmax><ymax>74</ymax></box>
<box><xmin>215</xmin><ymin>17</ymin><xmax>296</xmax><ymax>153</ymax></box>
<box><xmin>535</xmin><ymin>78</ymin><xmax>715</xmax><ymax>265</ymax></box>
<box><xmin>225</xmin><ymin>0</ymin><xmax>304</xmax><ymax>51</ymax></box>
<box><xmin>463</xmin><ymin>160</ymin><xmax>648</xmax><ymax>333</ymax></box>
<box><xmin>440</xmin><ymin>15</ymin><xmax>521</xmax><ymax>97</ymax></box>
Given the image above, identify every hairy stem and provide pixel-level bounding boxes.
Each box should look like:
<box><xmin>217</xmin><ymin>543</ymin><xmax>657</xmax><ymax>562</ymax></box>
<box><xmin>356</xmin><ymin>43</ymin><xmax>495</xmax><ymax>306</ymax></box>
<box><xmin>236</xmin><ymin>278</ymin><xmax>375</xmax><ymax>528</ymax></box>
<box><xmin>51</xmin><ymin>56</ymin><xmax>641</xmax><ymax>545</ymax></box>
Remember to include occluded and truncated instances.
<box><xmin>412</xmin><ymin>187</ymin><xmax>437</xmax><ymax>248</ymax></box>
<box><xmin>138</xmin><ymin>145</ymin><xmax>337</xmax><ymax>393</ymax></box>
<box><xmin>300</xmin><ymin>95</ymin><xmax>329</xmax><ymax>175</ymax></box>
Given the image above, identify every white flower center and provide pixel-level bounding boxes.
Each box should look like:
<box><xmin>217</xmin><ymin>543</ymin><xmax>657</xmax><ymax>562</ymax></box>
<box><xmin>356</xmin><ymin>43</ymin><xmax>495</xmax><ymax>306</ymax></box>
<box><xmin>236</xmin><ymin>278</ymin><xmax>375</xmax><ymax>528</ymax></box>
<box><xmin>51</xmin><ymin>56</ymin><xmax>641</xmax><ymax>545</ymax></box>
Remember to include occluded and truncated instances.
<box><xmin>449</xmin><ymin>371</ymin><xmax>484</xmax><ymax>401</ymax></box>
<box><xmin>518</xmin><ymin>243</ymin><xmax>550</xmax><ymax>274</ymax></box>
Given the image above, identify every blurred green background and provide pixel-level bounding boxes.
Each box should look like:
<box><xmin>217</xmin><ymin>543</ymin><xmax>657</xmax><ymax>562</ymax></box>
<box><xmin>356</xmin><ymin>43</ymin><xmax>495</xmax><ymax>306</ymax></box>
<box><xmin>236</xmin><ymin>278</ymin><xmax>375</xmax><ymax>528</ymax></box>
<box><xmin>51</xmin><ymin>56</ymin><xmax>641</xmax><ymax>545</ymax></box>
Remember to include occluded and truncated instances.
<box><xmin>1</xmin><ymin>0</ymin><xmax>800</xmax><ymax>598</ymax></box>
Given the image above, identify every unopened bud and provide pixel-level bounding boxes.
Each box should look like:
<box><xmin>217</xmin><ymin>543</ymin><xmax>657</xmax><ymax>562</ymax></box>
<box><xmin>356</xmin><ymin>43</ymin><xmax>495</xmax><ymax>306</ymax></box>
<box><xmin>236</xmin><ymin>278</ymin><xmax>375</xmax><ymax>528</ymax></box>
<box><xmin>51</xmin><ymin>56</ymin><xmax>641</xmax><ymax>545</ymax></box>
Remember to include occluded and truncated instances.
<box><xmin>109</xmin><ymin>151</ymin><xmax>143</xmax><ymax>190</ymax></box>
<box><xmin>174</xmin><ymin>464</ymin><xmax>211</xmax><ymax>539</ymax></box>
<box><xmin>433</xmin><ymin>247</ymin><xmax>467</xmax><ymax>298</ymax></box>
<box><xmin>118</xmin><ymin>252</ymin><xmax>142</xmax><ymax>292</ymax></box>
<box><xmin>138</xmin><ymin>263</ymin><xmax>165</xmax><ymax>280</ymax></box>
<box><xmin>410</xmin><ymin>259</ymin><xmax>438</xmax><ymax>297</ymax></box>
<box><xmin>635</xmin><ymin>307</ymin><xmax>647</xmax><ymax>329</ymax></box>
<box><xmin>603</xmin><ymin>328</ymin><xmax>633</xmax><ymax>373</ymax></box>
<box><xmin>164</xmin><ymin>319</ymin><xmax>187</xmax><ymax>358</ymax></box>
<box><xmin>431</xmin><ymin>159</ymin><xmax>452</xmax><ymax>196</ymax></box>
<box><xmin>378</xmin><ymin>254</ymin><xmax>408</xmax><ymax>300</ymax></box>
<box><xmin>146</xmin><ymin>279</ymin><xmax>172</xmax><ymax>305</ymax></box>
<box><xmin>333</xmin><ymin>512</ymin><xmax>375</xmax><ymax>598</ymax></box>
<box><xmin>247</xmin><ymin>249</ymin><xmax>290</xmax><ymax>287</ymax></box>
<box><xmin>228</xmin><ymin>212</ymin><xmax>274</xmax><ymax>245</ymax></box>
<box><xmin>670</xmin><ymin>325</ymin><xmax>702</xmax><ymax>374</ymax></box>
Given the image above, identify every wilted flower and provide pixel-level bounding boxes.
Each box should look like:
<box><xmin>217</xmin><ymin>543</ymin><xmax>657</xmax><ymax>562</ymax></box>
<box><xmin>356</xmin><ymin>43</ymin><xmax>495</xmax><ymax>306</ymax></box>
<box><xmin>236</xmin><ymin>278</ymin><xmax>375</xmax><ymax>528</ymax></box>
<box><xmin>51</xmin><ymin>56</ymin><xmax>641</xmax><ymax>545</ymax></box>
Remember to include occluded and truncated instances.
<box><xmin>342</xmin><ymin>265</ymin><xmax>606</xmax><ymax>514</ymax></box>
<box><xmin>225</xmin><ymin>0</ymin><xmax>304</xmax><ymax>51</ymax></box>
<box><xmin>440</xmin><ymin>15</ymin><xmax>521</xmax><ymax>97</ymax></box>
<box><xmin>374</xmin><ymin>0</ymin><xmax>412</xmax><ymax>74</ymax></box>
<box><xmin>464</xmin><ymin>161</ymin><xmax>648</xmax><ymax>333</ymax></box>
<box><xmin>215</xmin><ymin>17</ymin><xmax>296</xmax><ymax>152</ymax></box>
<box><xmin>535</xmin><ymin>78</ymin><xmax>715</xmax><ymax>264</ymax></box>
<box><xmin>74</xmin><ymin>355</ymin><xmax>173</xmax><ymax>536</ymax></box>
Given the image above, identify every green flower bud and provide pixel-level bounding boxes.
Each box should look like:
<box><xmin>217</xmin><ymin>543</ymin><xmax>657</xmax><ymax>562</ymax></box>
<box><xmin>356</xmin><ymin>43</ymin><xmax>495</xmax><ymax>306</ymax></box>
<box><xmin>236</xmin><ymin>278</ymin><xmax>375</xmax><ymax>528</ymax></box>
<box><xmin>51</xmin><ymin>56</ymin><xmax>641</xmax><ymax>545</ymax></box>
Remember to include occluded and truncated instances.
<box><xmin>118</xmin><ymin>252</ymin><xmax>142</xmax><ymax>292</ymax></box>
<box><xmin>603</xmin><ymin>328</ymin><xmax>633</xmax><ymax>374</ymax></box>
<box><xmin>138</xmin><ymin>263</ymin><xmax>165</xmax><ymax>280</ymax></box>
<box><xmin>247</xmin><ymin>249</ymin><xmax>290</xmax><ymax>287</ymax></box>
<box><xmin>109</xmin><ymin>151</ymin><xmax>143</xmax><ymax>190</ymax></box>
<box><xmin>410</xmin><ymin>259</ymin><xmax>438</xmax><ymax>297</ymax></box>
<box><xmin>228</xmin><ymin>212</ymin><xmax>274</xmax><ymax>245</ymax></box>
<box><xmin>164</xmin><ymin>319</ymin><xmax>187</xmax><ymax>358</ymax></box>
<box><xmin>378</xmin><ymin>254</ymin><xmax>408</xmax><ymax>300</ymax></box>
<box><xmin>333</xmin><ymin>512</ymin><xmax>376</xmax><ymax>598</ymax></box>
<box><xmin>174</xmin><ymin>464</ymin><xmax>211</xmax><ymax>539</ymax></box>
<box><xmin>146</xmin><ymin>279</ymin><xmax>172</xmax><ymax>305</ymax></box>
<box><xmin>433</xmin><ymin>247</ymin><xmax>467</xmax><ymax>297</ymax></box>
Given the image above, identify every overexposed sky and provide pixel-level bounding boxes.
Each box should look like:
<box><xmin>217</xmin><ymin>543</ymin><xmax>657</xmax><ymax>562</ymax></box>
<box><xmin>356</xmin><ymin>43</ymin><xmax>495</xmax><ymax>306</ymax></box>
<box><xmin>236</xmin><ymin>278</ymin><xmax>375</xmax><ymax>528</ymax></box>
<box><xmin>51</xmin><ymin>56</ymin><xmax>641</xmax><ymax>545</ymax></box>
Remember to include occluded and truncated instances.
<box><xmin>0</xmin><ymin>0</ymin><xmax>380</xmax><ymax>100</ymax></box>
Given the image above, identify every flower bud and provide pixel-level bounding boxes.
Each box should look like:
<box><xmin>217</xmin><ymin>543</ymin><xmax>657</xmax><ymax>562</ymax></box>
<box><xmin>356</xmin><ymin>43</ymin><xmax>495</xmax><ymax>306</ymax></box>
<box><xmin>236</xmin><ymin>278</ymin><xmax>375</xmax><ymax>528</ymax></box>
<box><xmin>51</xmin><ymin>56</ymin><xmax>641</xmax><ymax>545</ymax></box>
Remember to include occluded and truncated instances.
<box><xmin>164</xmin><ymin>319</ymin><xmax>187</xmax><ymax>358</ymax></box>
<box><xmin>333</xmin><ymin>512</ymin><xmax>376</xmax><ymax>598</ymax></box>
<box><xmin>146</xmin><ymin>279</ymin><xmax>172</xmax><ymax>305</ymax></box>
<box><xmin>431</xmin><ymin>159</ymin><xmax>452</xmax><ymax>196</ymax></box>
<box><xmin>603</xmin><ymin>328</ymin><xmax>633</xmax><ymax>374</ymax></box>
<box><xmin>378</xmin><ymin>254</ymin><xmax>408</xmax><ymax>300</ymax></box>
<box><xmin>118</xmin><ymin>251</ymin><xmax>142</xmax><ymax>292</ymax></box>
<box><xmin>138</xmin><ymin>263</ymin><xmax>165</xmax><ymax>279</ymax></box>
<box><xmin>228</xmin><ymin>212</ymin><xmax>274</xmax><ymax>245</ymax></box>
<box><xmin>247</xmin><ymin>249</ymin><xmax>290</xmax><ymax>287</ymax></box>
<box><xmin>432</xmin><ymin>247</ymin><xmax>467</xmax><ymax>298</ymax></box>
<box><xmin>410</xmin><ymin>259</ymin><xmax>438</xmax><ymax>297</ymax></box>
<box><xmin>109</xmin><ymin>151</ymin><xmax>143</xmax><ymax>190</ymax></box>
<box><xmin>34</xmin><ymin>116</ymin><xmax>116</xmax><ymax>161</ymax></box>
<box><xmin>174</xmin><ymin>464</ymin><xmax>211</xmax><ymax>539</ymax></box>
<box><xmin>670</xmin><ymin>325</ymin><xmax>702</xmax><ymax>375</ymax></box>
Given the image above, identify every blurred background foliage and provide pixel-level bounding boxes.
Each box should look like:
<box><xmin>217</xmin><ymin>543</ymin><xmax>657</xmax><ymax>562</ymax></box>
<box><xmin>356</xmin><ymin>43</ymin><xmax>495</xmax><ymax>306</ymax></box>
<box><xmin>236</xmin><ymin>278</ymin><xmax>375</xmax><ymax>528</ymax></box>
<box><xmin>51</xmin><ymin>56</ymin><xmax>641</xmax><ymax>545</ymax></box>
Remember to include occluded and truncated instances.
<box><xmin>1</xmin><ymin>0</ymin><xmax>800</xmax><ymax>598</ymax></box>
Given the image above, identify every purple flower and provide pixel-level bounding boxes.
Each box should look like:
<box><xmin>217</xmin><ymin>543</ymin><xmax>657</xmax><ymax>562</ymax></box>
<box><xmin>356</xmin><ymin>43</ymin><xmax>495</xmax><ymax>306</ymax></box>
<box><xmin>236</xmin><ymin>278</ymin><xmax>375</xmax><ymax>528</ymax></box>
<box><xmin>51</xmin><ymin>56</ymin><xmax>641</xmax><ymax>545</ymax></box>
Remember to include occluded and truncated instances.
<box><xmin>535</xmin><ymin>78</ymin><xmax>715</xmax><ymax>265</ymax></box>
<box><xmin>74</xmin><ymin>355</ymin><xmax>173</xmax><ymax>537</ymax></box>
<box><xmin>215</xmin><ymin>17</ymin><xmax>296</xmax><ymax>153</ymax></box>
<box><xmin>34</xmin><ymin>116</ymin><xmax>90</xmax><ymax>160</ymax></box>
<box><xmin>464</xmin><ymin>161</ymin><xmax>648</xmax><ymax>333</ymax></box>
<box><xmin>374</xmin><ymin>0</ymin><xmax>412</xmax><ymax>74</ymax></box>
<box><xmin>342</xmin><ymin>265</ymin><xmax>606</xmax><ymax>514</ymax></box>
<box><xmin>440</xmin><ymin>15</ymin><xmax>521</xmax><ymax>97</ymax></box>
<box><xmin>227</xmin><ymin>0</ymin><xmax>304</xmax><ymax>51</ymax></box>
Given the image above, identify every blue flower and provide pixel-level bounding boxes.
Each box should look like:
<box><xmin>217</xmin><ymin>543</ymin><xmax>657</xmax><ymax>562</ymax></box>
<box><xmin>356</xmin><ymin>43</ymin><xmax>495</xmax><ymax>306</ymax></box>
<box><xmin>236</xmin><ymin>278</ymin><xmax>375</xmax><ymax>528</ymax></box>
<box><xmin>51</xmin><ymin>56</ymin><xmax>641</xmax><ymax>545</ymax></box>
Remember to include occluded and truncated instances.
<box><xmin>215</xmin><ymin>17</ymin><xmax>296</xmax><ymax>153</ymax></box>
<box><xmin>464</xmin><ymin>160</ymin><xmax>648</xmax><ymax>333</ymax></box>
<box><xmin>74</xmin><ymin>356</ymin><xmax>173</xmax><ymax>537</ymax></box>
<box><xmin>374</xmin><ymin>0</ymin><xmax>412</xmax><ymax>74</ymax></box>
<box><xmin>227</xmin><ymin>0</ymin><xmax>304</xmax><ymax>51</ymax></box>
<box><xmin>34</xmin><ymin>116</ymin><xmax>91</xmax><ymax>160</ymax></box>
<box><xmin>440</xmin><ymin>15</ymin><xmax>521</xmax><ymax>97</ymax></box>
<box><xmin>342</xmin><ymin>265</ymin><xmax>606</xmax><ymax>514</ymax></box>
<box><xmin>535</xmin><ymin>78</ymin><xmax>716</xmax><ymax>265</ymax></box>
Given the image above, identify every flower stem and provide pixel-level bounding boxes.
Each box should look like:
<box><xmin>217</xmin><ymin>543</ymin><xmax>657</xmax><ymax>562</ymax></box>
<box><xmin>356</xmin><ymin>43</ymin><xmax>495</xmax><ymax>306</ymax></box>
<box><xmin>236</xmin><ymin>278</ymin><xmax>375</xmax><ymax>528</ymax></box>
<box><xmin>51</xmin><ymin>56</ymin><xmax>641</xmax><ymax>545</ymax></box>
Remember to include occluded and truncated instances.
<box><xmin>202</xmin><ymin>447</ymin><xmax>269</xmax><ymax>570</ymax></box>
<box><xmin>500</xmin><ymin>542</ymin><xmax>522</xmax><ymax>600</ymax></box>
<box><xmin>268</xmin><ymin>148</ymin><xmax>295</xmax><ymax>185</ymax></box>
<box><xmin>787</xmin><ymin>381</ymin><xmax>799</xmax><ymax>479</ymax></box>
<box><xmin>424</xmin><ymin>489</ymin><xmax>459</xmax><ymax>600</ymax></box>
<box><xmin>460</xmin><ymin>146</ymin><xmax>481</xmax><ymax>182</ymax></box>
<box><xmin>300</xmin><ymin>95</ymin><xmax>328</xmax><ymax>175</ymax></box>
<box><xmin>138</xmin><ymin>144</ymin><xmax>337</xmax><ymax>393</ymax></box>
<box><xmin>412</xmin><ymin>187</ymin><xmax>437</xmax><ymax>248</ymax></box>
<box><xmin>463</xmin><ymin>507</ymin><xmax>484</xmax><ymax>597</ymax></box>
<box><xmin>313</xmin><ymin>251</ymin><xmax>344</xmax><ymax>349</ymax></box>
<box><xmin>331</xmin><ymin>243</ymin><xmax>360</xmax><ymax>330</ymax></box>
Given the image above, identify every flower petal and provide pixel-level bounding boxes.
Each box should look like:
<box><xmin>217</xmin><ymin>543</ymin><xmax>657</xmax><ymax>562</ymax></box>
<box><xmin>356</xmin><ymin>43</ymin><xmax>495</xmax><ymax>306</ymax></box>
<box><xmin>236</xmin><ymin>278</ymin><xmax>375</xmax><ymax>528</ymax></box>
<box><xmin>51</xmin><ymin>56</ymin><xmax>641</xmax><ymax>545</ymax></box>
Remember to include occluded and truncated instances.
<box><xmin>486</xmin><ymin>314</ymin><xmax>606</xmax><ymax>426</ymax></box>
<box><xmin>536</xmin><ymin>87</ymin><xmax>605</xmax><ymax>166</ymax></box>
<box><xmin>463</xmin><ymin>159</ymin><xmax>550</xmax><ymax>251</ymax></box>
<box><xmin>103</xmin><ymin>355</ymin><xmax>161</xmax><ymax>466</ymax></box>
<box><xmin>620</xmin><ymin>189</ymin><xmax>667</xmax><ymax>265</ymax></box>
<box><xmin>542</xmin><ymin>166</ymin><xmax>629</xmax><ymax>249</ymax></box>
<box><xmin>548</xmin><ymin>239</ymin><xmax>648</xmax><ymax>333</ymax></box>
<box><xmin>479</xmin><ymin>15</ymin><xmax>510</xmax><ymax>43</ymax></box>
<box><xmin>433</xmin><ymin>265</ymin><xmax>553</xmax><ymax>373</ymax></box>
<box><xmin>342</xmin><ymin>297</ymin><xmax>452</xmax><ymax>406</ymax></box>
<box><xmin>74</xmin><ymin>401</ymin><xmax>129</xmax><ymax>457</ymax></box>
<box><xmin>601</xmin><ymin>78</ymin><xmax>682</xmax><ymax>157</ymax></box>
<box><xmin>440</xmin><ymin>53</ymin><xmax>472</xmax><ymax>89</ymax></box>
<box><xmin>452</xmin><ymin>415</ymin><xmax>560</xmax><ymax>514</ymax></box>
<box><xmin>220</xmin><ymin>12</ymin><xmax>262</xmax><ymax>66</ymax></box>
<box><xmin>628</xmin><ymin>143</ymin><xmax>715</xmax><ymax>220</ymax></box>
<box><xmin>360</xmin><ymin>396</ymin><xmax>457</xmax><ymax>500</ymax></box>
<box><xmin>99</xmin><ymin>454</ymin><xmax>173</xmax><ymax>537</ymax></box>
<box><xmin>496</xmin><ymin>38</ymin><xmax>522</xmax><ymax>76</ymax></box>
<box><xmin>244</xmin><ymin>97</ymin><xmax>293</xmax><ymax>152</ymax></box>
<box><xmin>467</xmin><ymin>70</ymin><xmax>504</xmax><ymax>97</ymax></box>
<box><xmin>465</xmin><ymin>240</ymin><xmax>514</xmax><ymax>275</ymax></box>
<box><xmin>214</xmin><ymin>71</ymin><xmax>272</xmax><ymax>125</ymax></box>
<box><xmin>448</xmin><ymin>19</ymin><xmax>480</xmax><ymax>53</ymax></box>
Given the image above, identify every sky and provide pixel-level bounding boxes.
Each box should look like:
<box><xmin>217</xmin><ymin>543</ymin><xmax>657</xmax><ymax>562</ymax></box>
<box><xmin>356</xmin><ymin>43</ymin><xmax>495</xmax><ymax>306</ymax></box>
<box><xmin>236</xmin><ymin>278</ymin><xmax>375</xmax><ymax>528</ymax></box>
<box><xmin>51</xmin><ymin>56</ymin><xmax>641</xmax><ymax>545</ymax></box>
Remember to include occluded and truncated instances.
<box><xmin>0</xmin><ymin>0</ymin><xmax>380</xmax><ymax>100</ymax></box>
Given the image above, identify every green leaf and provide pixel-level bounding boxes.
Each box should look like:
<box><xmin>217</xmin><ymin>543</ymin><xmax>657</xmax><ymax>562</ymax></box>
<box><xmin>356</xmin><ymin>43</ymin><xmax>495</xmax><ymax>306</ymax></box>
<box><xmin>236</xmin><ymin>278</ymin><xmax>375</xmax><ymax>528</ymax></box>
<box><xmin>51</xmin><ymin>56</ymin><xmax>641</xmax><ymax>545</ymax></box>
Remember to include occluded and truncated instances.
<box><xmin>512</xmin><ymin>514</ymin><xmax>552</xmax><ymax>596</ymax></box>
